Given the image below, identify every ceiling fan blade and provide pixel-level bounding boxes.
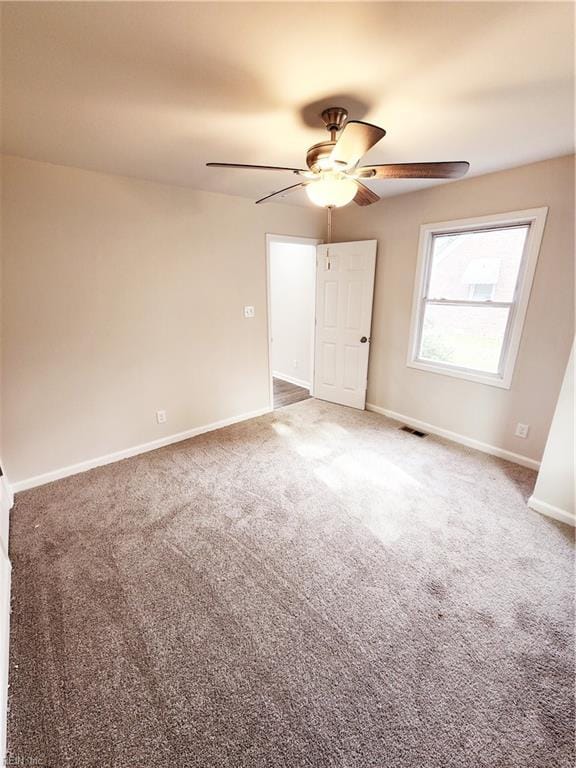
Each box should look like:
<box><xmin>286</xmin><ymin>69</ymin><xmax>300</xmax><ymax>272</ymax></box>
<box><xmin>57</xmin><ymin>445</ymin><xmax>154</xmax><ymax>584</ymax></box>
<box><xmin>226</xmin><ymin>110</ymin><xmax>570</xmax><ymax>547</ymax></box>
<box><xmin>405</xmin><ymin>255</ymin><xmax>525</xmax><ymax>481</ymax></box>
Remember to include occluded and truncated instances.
<box><xmin>207</xmin><ymin>162</ymin><xmax>306</xmax><ymax>174</ymax></box>
<box><xmin>330</xmin><ymin>120</ymin><xmax>386</xmax><ymax>168</ymax></box>
<box><xmin>353</xmin><ymin>181</ymin><xmax>380</xmax><ymax>207</ymax></box>
<box><xmin>255</xmin><ymin>182</ymin><xmax>308</xmax><ymax>205</ymax></box>
<box><xmin>356</xmin><ymin>161</ymin><xmax>470</xmax><ymax>180</ymax></box>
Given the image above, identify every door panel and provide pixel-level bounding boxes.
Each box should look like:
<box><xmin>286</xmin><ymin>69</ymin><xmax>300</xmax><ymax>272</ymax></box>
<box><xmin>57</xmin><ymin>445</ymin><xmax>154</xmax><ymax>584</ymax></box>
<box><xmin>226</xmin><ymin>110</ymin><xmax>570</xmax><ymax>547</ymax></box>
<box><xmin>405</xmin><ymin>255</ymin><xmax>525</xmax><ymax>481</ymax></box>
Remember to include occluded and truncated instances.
<box><xmin>323</xmin><ymin>281</ymin><xmax>338</xmax><ymax>327</ymax></box>
<box><xmin>313</xmin><ymin>240</ymin><xmax>377</xmax><ymax>409</ymax></box>
<box><xmin>343</xmin><ymin>345</ymin><xmax>360</xmax><ymax>390</ymax></box>
<box><xmin>321</xmin><ymin>343</ymin><xmax>337</xmax><ymax>386</ymax></box>
<box><xmin>345</xmin><ymin>281</ymin><xmax>363</xmax><ymax>329</ymax></box>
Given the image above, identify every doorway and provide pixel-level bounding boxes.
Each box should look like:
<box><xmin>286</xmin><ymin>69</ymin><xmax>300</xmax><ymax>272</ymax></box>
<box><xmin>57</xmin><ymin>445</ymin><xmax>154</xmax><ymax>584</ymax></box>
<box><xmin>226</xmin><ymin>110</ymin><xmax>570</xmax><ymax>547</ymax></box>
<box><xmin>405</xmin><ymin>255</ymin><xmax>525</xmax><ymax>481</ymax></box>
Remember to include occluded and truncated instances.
<box><xmin>266</xmin><ymin>235</ymin><xmax>320</xmax><ymax>410</ymax></box>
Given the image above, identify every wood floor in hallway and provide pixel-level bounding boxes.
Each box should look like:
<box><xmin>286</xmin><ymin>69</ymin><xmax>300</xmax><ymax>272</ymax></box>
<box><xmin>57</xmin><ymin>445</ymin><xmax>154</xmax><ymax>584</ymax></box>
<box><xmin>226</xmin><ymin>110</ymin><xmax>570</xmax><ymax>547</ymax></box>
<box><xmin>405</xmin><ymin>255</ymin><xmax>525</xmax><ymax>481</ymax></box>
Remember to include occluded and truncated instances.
<box><xmin>273</xmin><ymin>377</ymin><xmax>311</xmax><ymax>409</ymax></box>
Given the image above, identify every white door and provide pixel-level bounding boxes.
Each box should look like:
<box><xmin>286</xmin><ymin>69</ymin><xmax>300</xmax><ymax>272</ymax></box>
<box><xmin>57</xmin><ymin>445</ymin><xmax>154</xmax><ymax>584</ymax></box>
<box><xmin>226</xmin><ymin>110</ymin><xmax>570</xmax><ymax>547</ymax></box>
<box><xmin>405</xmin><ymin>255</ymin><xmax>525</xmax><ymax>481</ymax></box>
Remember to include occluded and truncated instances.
<box><xmin>313</xmin><ymin>240</ymin><xmax>377</xmax><ymax>409</ymax></box>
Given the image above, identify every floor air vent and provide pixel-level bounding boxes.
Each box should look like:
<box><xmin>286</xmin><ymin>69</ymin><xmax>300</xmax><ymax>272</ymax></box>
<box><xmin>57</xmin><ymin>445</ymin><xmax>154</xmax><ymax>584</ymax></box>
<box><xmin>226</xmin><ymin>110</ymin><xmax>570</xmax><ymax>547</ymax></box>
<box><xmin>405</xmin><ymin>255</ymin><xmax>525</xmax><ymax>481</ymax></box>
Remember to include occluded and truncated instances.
<box><xmin>400</xmin><ymin>425</ymin><xmax>428</xmax><ymax>438</ymax></box>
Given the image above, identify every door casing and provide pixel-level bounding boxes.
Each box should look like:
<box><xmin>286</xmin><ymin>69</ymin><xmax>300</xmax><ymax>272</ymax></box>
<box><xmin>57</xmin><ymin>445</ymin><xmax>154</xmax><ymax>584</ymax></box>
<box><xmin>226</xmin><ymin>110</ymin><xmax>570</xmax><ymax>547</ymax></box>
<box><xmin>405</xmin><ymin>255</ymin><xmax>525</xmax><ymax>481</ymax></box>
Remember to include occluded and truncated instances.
<box><xmin>265</xmin><ymin>234</ymin><xmax>322</xmax><ymax>410</ymax></box>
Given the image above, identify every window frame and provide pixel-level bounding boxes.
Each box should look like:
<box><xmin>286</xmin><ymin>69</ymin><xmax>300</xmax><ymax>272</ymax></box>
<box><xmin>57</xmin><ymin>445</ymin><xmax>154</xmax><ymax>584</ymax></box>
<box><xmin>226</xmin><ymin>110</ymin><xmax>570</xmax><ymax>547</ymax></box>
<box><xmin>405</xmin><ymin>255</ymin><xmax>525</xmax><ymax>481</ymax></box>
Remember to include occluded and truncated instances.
<box><xmin>407</xmin><ymin>207</ymin><xmax>548</xmax><ymax>389</ymax></box>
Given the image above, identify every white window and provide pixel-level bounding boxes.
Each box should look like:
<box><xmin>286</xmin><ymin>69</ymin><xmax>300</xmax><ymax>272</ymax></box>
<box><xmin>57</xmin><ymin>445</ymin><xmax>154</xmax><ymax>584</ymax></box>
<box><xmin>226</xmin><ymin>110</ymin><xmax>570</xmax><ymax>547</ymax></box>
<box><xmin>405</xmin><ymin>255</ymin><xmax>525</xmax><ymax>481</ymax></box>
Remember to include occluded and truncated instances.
<box><xmin>407</xmin><ymin>207</ymin><xmax>548</xmax><ymax>389</ymax></box>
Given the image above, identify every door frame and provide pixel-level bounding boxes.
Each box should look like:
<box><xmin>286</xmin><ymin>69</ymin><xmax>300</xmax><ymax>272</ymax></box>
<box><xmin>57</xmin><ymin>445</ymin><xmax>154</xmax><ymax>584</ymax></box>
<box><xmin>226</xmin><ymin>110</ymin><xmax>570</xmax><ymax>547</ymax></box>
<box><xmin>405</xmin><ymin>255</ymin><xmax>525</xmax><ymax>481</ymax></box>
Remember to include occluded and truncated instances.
<box><xmin>265</xmin><ymin>233</ymin><xmax>322</xmax><ymax>410</ymax></box>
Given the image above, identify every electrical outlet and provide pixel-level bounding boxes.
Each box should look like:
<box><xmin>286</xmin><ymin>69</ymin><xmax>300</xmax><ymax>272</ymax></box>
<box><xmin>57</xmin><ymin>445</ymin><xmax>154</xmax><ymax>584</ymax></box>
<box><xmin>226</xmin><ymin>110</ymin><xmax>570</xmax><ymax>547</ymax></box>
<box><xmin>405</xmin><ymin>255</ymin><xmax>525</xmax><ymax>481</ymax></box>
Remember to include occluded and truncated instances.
<box><xmin>515</xmin><ymin>423</ymin><xmax>529</xmax><ymax>439</ymax></box>
<box><xmin>156</xmin><ymin>410</ymin><xmax>167</xmax><ymax>424</ymax></box>
<box><xmin>293</xmin><ymin>359</ymin><xmax>299</xmax><ymax>369</ymax></box>
<box><xmin>243</xmin><ymin>306</ymin><xmax>255</xmax><ymax>318</ymax></box>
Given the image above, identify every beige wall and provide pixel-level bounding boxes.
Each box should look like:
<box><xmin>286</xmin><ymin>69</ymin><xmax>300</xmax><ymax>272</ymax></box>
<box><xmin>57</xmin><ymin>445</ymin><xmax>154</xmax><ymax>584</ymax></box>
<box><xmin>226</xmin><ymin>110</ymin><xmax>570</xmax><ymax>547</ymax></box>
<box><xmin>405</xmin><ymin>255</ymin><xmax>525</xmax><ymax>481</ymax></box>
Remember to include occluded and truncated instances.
<box><xmin>333</xmin><ymin>155</ymin><xmax>575</xmax><ymax>463</ymax></box>
<box><xmin>530</xmin><ymin>342</ymin><xmax>574</xmax><ymax>522</ymax></box>
<box><xmin>1</xmin><ymin>155</ymin><xmax>323</xmax><ymax>483</ymax></box>
<box><xmin>2</xmin><ymin>154</ymin><xmax>574</xmax><ymax>483</ymax></box>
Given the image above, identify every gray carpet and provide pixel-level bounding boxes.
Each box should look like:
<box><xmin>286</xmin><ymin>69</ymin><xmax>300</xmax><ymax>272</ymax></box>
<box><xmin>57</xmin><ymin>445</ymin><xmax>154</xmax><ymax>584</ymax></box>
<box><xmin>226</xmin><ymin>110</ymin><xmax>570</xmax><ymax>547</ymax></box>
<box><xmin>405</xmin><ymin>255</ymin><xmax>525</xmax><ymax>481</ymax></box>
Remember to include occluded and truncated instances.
<box><xmin>7</xmin><ymin>399</ymin><xmax>575</xmax><ymax>767</ymax></box>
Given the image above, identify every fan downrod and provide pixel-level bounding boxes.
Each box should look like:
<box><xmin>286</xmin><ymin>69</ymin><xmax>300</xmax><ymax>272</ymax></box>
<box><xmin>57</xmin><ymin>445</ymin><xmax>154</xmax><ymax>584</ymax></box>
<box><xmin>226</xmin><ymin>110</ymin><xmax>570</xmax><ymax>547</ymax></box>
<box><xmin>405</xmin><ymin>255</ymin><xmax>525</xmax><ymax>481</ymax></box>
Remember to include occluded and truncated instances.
<box><xmin>321</xmin><ymin>107</ymin><xmax>348</xmax><ymax>139</ymax></box>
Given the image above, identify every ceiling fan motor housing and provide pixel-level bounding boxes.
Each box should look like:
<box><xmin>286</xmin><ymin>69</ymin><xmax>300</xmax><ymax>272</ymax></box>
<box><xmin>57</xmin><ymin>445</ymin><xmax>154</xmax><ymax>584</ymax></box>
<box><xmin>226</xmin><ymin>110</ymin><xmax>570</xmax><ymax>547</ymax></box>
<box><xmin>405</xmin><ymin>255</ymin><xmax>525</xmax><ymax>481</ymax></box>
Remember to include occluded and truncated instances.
<box><xmin>306</xmin><ymin>141</ymin><xmax>337</xmax><ymax>173</ymax></box>
<box><xmin>307</xmin><ymin>108</ymin><xmax>351</xmax><ymax>171</ymax></box>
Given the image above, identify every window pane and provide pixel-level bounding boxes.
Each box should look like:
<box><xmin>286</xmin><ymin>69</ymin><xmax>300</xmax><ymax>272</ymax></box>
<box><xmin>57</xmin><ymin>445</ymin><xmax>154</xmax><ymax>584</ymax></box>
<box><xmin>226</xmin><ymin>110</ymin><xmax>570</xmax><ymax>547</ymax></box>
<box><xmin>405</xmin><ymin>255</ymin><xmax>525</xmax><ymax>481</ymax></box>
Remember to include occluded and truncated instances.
<box><xmin>428</xmin><ymin>226</ymin><xmax>529</xmax><ymax>302</ymax></box>
<box><xmin>419</xmin><ymin>304</ymin><xmax>510</xmax><ymax>373</ymax></box>
<box><xmin>469</xmin><ymin>283</ymin><xmax>494</xmax><ymax>301</ymax></box>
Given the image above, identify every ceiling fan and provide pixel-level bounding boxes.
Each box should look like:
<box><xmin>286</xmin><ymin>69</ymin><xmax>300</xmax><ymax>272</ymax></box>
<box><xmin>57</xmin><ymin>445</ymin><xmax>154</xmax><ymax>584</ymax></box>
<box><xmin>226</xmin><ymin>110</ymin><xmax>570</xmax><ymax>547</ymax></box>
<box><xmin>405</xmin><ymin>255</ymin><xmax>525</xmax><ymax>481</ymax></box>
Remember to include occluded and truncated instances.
<box><xmin>207</xmin><ymin>107</ymin><xmax>470</xmax><ymax>208</ymax></box>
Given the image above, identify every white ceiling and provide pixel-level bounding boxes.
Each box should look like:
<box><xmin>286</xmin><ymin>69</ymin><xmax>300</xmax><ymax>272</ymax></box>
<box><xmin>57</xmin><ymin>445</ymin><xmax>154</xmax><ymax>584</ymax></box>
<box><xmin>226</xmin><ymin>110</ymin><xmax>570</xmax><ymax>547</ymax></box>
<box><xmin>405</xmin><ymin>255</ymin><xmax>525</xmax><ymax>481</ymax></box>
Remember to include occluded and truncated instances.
<box><xmin>1</xmin><ymin>2</ymin><xmax>574</xmax><ymax>205</ymax></box>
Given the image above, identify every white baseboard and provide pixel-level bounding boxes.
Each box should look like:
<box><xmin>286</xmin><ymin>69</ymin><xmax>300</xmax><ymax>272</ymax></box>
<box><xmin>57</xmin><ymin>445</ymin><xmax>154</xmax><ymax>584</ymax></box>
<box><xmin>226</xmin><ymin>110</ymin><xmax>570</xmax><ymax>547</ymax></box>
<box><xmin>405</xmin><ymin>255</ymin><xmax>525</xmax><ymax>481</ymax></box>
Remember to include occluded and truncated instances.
<box><xmin>0</xmin><ymin>469</ymin><xmax>13</xmax><ymax>766</ymax></box>
<box><xmin>366</xmin><ymin>403</ymin><xmax>541</xmax><ymax>471</ymax></box>
<box><xmin>0</xmin><ymin>478</ymin><xmax>13</xmax><ymax>514</ymax></box>
<box><xmin>527</xmin><ymin>496</ymin><xmax>575</xmax><ymax>527</ymax></box>
<box><xmin>272</xmin><ymin>371</ymin><xmax>311</xmax><ymax>390</ymax></box>
<box><xmin>0</xmin><ymin>472</ymin><xmax>12</xmax><ymax>767</ymax></box>
<box><xmin>0</xmin><ymin>556</ymin><xmax>11</xmax><ymax>767</ymax></box>
<box><xmin>0</xmin><ymin>476</ymin><xmax>13</xmax><ymax>560</ymax></box>
<box><xmin>12</xmin><ymin>406</ymin><xmax>273</xmax><ymax>493</ymax></box>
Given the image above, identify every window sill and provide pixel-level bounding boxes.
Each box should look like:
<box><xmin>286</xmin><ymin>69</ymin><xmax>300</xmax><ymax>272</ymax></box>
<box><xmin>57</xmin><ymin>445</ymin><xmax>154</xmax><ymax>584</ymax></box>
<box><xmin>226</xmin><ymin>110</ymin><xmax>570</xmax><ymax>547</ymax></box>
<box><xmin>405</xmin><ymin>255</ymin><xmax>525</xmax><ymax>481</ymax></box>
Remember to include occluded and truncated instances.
<box><xmin>407</xmin><ymin>359</ymin><xmax>512</xmax><ymax>389</ymax></box>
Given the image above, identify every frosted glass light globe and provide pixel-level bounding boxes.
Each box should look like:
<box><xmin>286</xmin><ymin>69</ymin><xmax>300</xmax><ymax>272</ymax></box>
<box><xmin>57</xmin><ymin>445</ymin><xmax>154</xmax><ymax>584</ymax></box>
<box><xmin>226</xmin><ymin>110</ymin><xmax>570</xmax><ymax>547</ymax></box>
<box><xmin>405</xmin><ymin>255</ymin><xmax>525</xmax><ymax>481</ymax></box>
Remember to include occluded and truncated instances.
<box><xmin>306</xmin><ymin>173</ymin><xmax>357</xmax><ymax>208</ymax></box>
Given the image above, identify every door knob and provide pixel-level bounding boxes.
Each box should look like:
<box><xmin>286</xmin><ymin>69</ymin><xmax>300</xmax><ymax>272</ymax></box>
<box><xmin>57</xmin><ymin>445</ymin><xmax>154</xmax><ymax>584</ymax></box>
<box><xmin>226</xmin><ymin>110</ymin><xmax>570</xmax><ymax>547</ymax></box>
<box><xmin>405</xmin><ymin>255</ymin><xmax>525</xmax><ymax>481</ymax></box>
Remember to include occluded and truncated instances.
<box><xmin>360</xmin><ymin>336</ymin><xmax>369</xmax><ymax>343</ymax></box>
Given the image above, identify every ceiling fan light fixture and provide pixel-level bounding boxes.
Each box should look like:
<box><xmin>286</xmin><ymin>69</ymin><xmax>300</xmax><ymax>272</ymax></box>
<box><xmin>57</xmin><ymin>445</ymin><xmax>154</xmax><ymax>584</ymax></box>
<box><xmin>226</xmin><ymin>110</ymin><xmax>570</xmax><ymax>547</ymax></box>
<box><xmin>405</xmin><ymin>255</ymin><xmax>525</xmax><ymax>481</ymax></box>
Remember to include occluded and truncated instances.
<box><xmin>317</xmin><ymin>156</ymin><xmax>334</xmax><ymax>171</ymax></box>
<box><xmin>305</xmin><ymin>172</ymin><xmax>357</xmax><ymax>208</ymax></box>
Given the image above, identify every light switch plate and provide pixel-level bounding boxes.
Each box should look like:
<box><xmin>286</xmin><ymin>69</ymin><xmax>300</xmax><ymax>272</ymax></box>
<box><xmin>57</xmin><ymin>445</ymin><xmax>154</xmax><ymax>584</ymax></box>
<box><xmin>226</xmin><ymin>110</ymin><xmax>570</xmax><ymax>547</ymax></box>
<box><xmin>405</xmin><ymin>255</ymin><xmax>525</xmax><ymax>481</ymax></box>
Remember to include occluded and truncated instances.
<box><xmin>243</xmin><ymin>306</ymin><xmax>255</xmax><ymax>318</ymax></box>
